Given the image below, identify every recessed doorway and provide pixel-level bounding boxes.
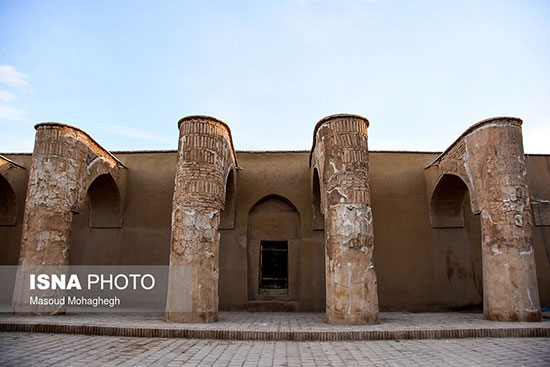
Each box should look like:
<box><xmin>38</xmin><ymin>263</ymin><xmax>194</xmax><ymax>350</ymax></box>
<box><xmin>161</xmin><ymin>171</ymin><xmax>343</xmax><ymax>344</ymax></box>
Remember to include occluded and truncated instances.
<box><xmin>246</xmin><ymin>194</ymin><xmax>300</xmax><ymax>305</ymax></box>
<box><xmin>259</xmin><ymin>240</ymin><xmax>288</xmax><ymax>290</ymax></box>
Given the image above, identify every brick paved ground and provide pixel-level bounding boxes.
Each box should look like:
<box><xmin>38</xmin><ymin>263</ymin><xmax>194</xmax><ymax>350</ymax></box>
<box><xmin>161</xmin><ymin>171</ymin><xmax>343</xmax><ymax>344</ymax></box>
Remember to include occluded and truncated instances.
<box><xmin>0</xmin><ymin>333</ymin><xmax>548</xmax><ymax>366</ymax></box>
<box><xmin>1</xmin><ymin>312</ymin><xmax>549</xmax><ymax>340</ymax></box>
<box><xmin>2</xmin><ymin>311</ymin><xmax>549</xmax><ymax>332</ymax></box>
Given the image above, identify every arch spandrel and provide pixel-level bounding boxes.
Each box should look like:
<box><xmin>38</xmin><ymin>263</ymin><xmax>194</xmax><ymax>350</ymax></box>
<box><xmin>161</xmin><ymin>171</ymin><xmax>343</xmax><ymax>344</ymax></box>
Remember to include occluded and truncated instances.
<box><xmin>0</xmin><ymin>155</ymin><xmax>25</xmax><ymax>193</ymax></box>
<box><xmin>79</xmin><ymin>158</ymin><xmax>126</xmax><ymax>217</ymax></box>
<box><xmin>0</xmin><ymin>154</ymin><xmax>25</xmax><ymax>174</ymax></box>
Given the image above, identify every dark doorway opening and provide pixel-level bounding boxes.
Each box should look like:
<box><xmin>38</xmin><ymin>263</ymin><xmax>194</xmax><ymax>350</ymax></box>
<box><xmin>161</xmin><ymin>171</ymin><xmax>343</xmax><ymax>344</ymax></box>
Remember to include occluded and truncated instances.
<box><xmin>259</xmin><ymin>241</ymin><xmax>288</xmax><ymax>289</ymax></box>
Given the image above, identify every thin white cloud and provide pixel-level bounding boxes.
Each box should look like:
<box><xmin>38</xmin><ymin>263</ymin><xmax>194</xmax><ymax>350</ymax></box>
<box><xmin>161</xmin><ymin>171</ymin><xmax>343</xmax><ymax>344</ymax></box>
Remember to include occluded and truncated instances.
<box><xmin>0</xmin><ymin>66</ymin><xmax>30</xmax><ymax>123</ymax></box>
<box><xmin>98</xmin><ymin>123</ymin><xmax>172</xmax><ymax>143</ymax></box>
<box><xmin>0</xmin><ymin>65</ymin><xmax>30</xmax><ymax>89</ymax></box>
<box><xmin>0</xmin><ymin>105</ymin><xmax>26</xmax><ymax>121</ymax></box>
<box><xmin>0</xmin><ymin>91</ymin><xmax>15</xmax><ymax>103</ymax></box>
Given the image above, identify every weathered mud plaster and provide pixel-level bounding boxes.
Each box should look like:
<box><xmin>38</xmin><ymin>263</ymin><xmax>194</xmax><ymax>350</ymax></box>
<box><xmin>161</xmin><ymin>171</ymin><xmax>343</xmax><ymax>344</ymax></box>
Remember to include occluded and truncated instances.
<box><xmin>166</xmin><ymin>116</ymin><xmax>237</xmax><ymax>323</ymax></box>
<box><xmin>426</xmin><ymin>117</ymin><xmax>541</xmax><ymax>322</ymax></box>
<box><xmin>310</xmin><ymin>114</ymin><xmax>379</xmax><ymax>325</ymax></box>
<box><xmin>0</xmin><ymin>155</ymin><xmax>25</xmax><ymax>172</ymax></box>
<box><xmin>12</xmin><ymin>123</ymin><xmax>126</xmax><ymax>315</ymax></box>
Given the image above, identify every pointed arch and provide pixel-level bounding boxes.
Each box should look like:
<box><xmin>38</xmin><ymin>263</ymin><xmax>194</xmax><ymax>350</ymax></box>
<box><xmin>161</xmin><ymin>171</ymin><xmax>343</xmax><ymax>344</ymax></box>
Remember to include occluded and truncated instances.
<box><xmin>249</xmin><ymin>194</ymin><xmax>299</xmax><ymax>213</ymax></box>
<box><xmin>247</xmin><ymin>194</ymin><xmax>301</xmax><ymax>306</ymax></box>
<box><xmin>87</xmin><ymin>173</ymin><xmax>122</xmax><ymax>228</ymax></box>
<box><xmin>429</xmin><ymin>174</ymin><xmax>469</xmax><ymax>228</ymax></box>
<box><xmin>248</xmin><ymin>194</ymin><xmax>300</xmax><ymax>239</ymax></box>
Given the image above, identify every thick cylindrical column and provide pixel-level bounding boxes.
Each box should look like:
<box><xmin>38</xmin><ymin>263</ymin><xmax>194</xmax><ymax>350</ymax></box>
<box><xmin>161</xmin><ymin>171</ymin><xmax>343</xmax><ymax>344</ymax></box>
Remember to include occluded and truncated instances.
<box><xmin>12</xmin><ymin>123</ymin><xmax>123</xmax><ymax>314</ymax></box>
<box><xmin>12</xmin><ymin>124</ymin><xmax>88</xmax><ymax>314</ymax></box>
<box><xmin>465</xmin><ymin>119</ymin><xmax>541</xmax><ymax>321</ymax></box>
<box><xmin>166</xmin><ymin>116</ymin><xmax>234</xmax><ymax>323</ymax></box>
<box><xmin>315</xmin><ymin>114</ymin><xmax>379</xmax><ymax>325</ymax></box>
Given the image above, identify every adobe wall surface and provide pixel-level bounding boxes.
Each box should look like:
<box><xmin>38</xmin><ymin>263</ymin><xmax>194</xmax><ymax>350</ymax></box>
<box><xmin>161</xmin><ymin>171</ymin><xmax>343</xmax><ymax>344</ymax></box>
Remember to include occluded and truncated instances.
<box><xmin>1</xmin><ymin>150</ymin><xmax>549</xmax><ymax>311</ymax></box>
<box><xmin>219</xmin><ymin>151</ymin><xmax>326</xmax><ymax>312</ymax></box>
<box><xmin>70</xmin><ymin>151</ymin><xmax>177</xmax><ymax>265</ymax></box>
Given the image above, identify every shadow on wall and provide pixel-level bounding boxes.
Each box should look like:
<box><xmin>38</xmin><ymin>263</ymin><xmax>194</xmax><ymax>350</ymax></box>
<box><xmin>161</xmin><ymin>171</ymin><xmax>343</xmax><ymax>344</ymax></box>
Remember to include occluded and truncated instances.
<box><xmin>0</xmin><ymin>174</ymin><xmax>18</xmax><ymax>265</ymax></box>
<box><xmin>70</xmin><ymin>173</ymin><xmax>123</xmax><ymax>265</ymax></box>
<box><xmin>311</xmin><ymin>168</ymin><xmax>324</xmax><ymax>231</ymax></box>
<box><xmin>220</xmin><ymin>169</ymin><xmax>236</xmax><ymax>229</ymax></box>
<box><xmin>430</xmin><ymin>174</ymin><xmax>483</xmax><ymax>311</ymax></box>
<box><xmin>247</xmin><ymin>195</ymin><xmax>301</xmax><ymax>308</ymax></box>
<box><xmin>88</xmin><ymin>174</ymin><xmax>122</xmax><ymax>228</ymax></box>
<box><xmin>0</xmin><ymin>175</ymin><xmax>17</xmax><ymax>226</ymax></box>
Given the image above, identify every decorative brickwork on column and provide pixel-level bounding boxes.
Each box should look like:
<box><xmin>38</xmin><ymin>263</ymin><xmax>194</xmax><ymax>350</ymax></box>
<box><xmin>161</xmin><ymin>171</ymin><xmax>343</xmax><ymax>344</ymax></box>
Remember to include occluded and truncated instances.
<box><xmin>12</xmin><ymin>123</ymin><xmax>126</xmax><ymax>315</ymax></box>
<box><xmin>310</xmin><ymin>114</ymin><xmax>379</xmax><ymax>325</ymax></box>
<box><xmin>425</xmin><ymin>117</ymin><xmax>541</xmax><ymax>322</ymax></box>
<box><xmin>166</xmin><ymin>116</ymin><xmax>237</xmax><ymax>323</ymax></box>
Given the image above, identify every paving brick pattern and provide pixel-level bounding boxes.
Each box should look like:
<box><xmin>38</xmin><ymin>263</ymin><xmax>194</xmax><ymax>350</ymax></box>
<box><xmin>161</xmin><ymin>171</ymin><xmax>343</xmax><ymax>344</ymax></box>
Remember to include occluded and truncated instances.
<box><xmin>1</xmin><ymin>312</ymin><xmax>549</xmax><ymax>341</ymax></box>
<box><xmin>0</xmin><ymin>332</ymin><xmax>548</xmax><ymax>366</ymax></box>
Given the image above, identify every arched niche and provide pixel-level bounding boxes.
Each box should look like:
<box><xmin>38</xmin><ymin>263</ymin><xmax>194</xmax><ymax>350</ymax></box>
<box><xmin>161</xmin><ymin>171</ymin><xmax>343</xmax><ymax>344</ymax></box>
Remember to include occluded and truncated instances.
<box><xmin>70</xmin><ymin>173</ymin><xmax>123</xmax><ymax>265</ymax></box>
<box><xmin>87</xmin><ymin>173</ymin><xmax>122</xmax><ymax>228</ymax></box>
<box><xmin>248</xmin><ymin>195</ymin><xmax>300</xmax><ymax>240</ymax></box>
<box><xmin>311</xmin><ymin>168</ymin><xmax>324</xmax><ymax>230</ymax></box>
<box><xmin>0</xmin><ymin>175</ymin><xmax>17</xmax><ymax>226</ymax></box>
<box><xmin>247</xmin><ymin>195</ymin><xmax>301</xmax><ymax>306</ymax></box>
<box><xmin>430</xmin><ymin>174</ymin><xmax>483</xmax><ymax>310</ymax></box>
<box><xmin>220</xmin><ymin>168</ymin><xmax>236</xmax><ymax>229</ymax></box>
<box><xmin>430</xmin><ymin>174</ymin><xmax>469</xmax><ymax>228</ymax></box>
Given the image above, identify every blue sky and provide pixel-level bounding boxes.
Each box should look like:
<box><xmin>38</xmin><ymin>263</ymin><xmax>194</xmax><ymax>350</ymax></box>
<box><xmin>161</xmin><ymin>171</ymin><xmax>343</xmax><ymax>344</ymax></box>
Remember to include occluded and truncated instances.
<box><xmin>0</xmin><ymin>0</ymin><xmax>549</xmax><ymax>153</ymax></box>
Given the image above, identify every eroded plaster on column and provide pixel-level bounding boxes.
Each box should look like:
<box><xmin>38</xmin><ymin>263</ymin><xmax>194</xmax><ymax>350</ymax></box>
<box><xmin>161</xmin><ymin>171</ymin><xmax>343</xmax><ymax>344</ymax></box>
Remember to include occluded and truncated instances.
<box><xmin>166</xmin><ymin>116</ymin><xmax>237</xmax><ymax>323</ymax></box>
<box><xmin>310</xmin><ymin>114</ymin><xmax>379</xmax><ymax>325</ymax></box>
<box><xmin>426</xmin><ymin>117</ymin><xmax>541</xmax><ymax>322</ymax></box>
<box><xmin>12</xmin><ymin>123</ymin><xmax>125</xmax><ymax>315</ymax></box>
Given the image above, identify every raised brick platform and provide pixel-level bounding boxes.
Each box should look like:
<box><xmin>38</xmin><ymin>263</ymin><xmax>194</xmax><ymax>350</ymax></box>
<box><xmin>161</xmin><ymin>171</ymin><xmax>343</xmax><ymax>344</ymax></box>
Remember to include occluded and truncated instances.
<box><xmin>1</xmin><ymin>312</ymin><xmax>549</xmax><ymax>341</ymax></box>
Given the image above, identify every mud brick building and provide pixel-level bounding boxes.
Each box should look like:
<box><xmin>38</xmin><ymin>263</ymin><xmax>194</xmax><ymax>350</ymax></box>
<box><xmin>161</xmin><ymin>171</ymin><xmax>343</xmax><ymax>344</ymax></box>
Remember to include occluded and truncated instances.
<box><xmin>1</xmin><ymin>114</ymin><xmax>549</xmax><ymax>324</ymax></box>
